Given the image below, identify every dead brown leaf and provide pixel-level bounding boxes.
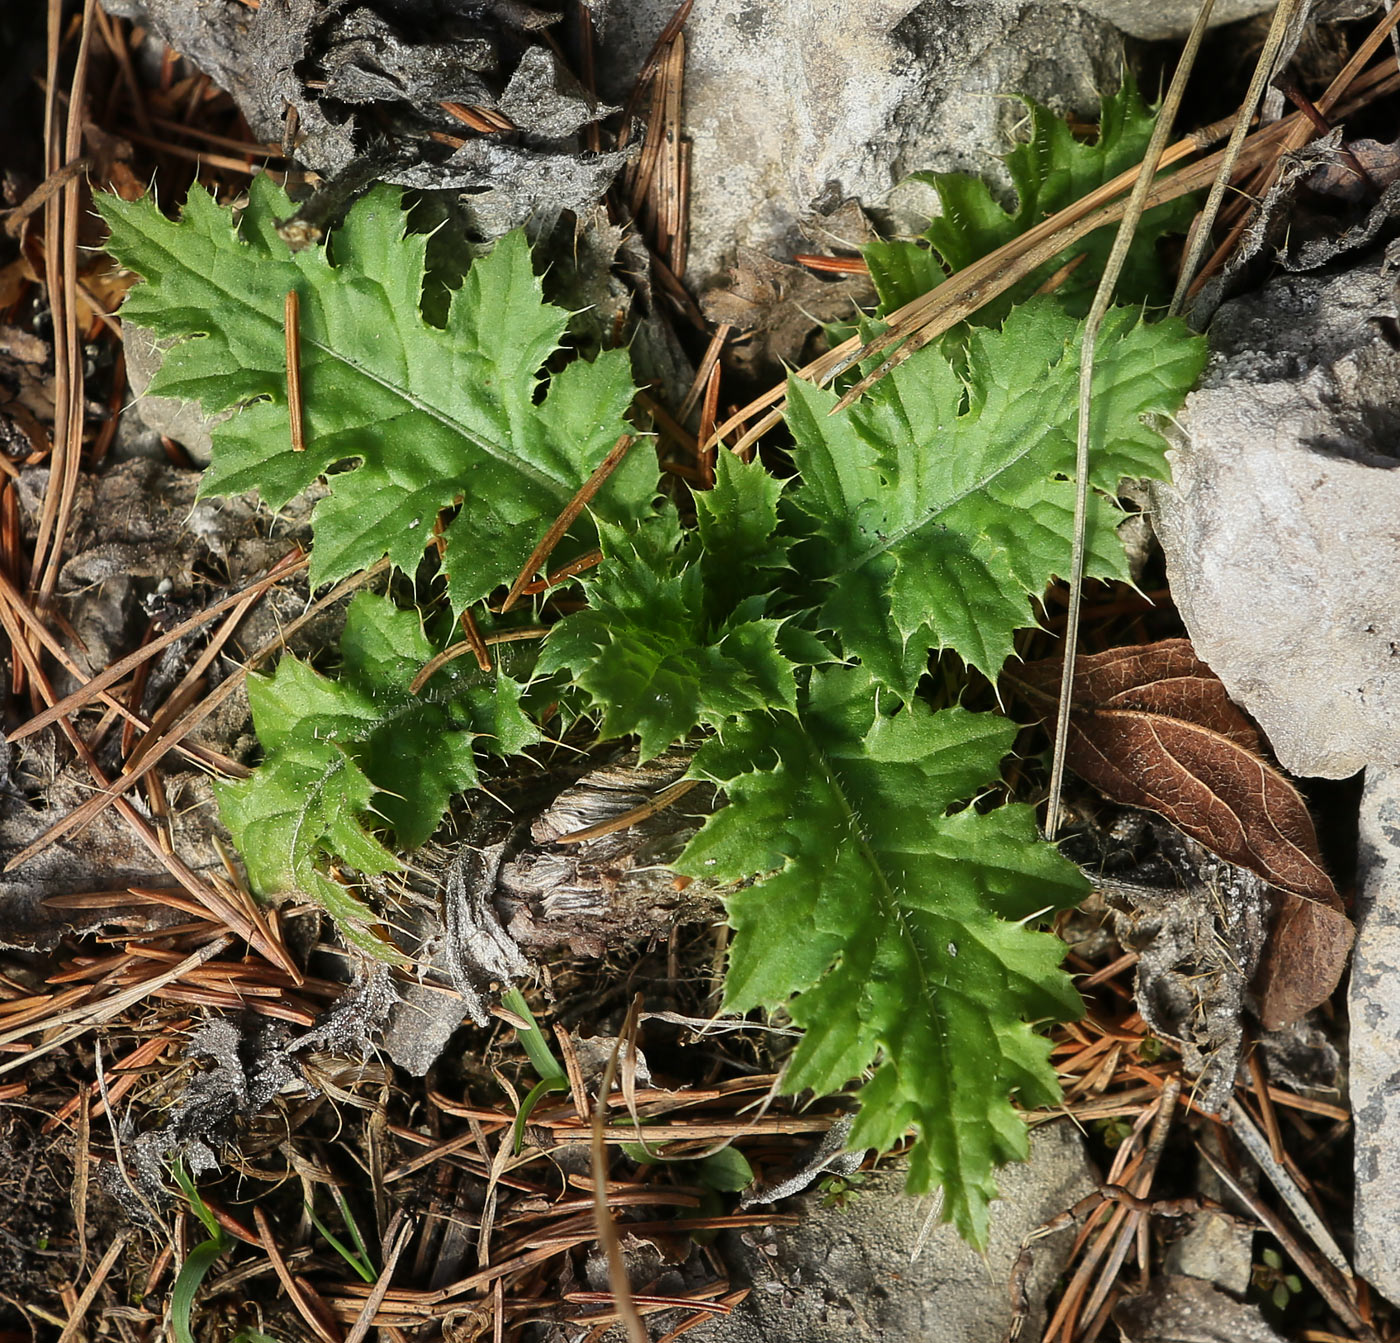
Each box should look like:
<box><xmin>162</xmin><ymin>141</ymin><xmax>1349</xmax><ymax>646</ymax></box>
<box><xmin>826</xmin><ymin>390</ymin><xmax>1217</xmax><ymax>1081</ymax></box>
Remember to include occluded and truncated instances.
<box><xmin>1254</xmin><ymin>893</ymin><xmax>1355</xmax><ymax>1030</ymax></box>
<box><xmin>700</xmin><ymin>202</ymin><xmax>875</xmax><ymax>377</ymax></box>
<box><xmin>1004</xmin><ymin>639</ymin><xmax>1352</xmax><ymax>1026</ymax></box>
<box><xmin>1005</xmin><ymin>639</ymin><xmax>1337</xmax><ymax>904</ymax></box>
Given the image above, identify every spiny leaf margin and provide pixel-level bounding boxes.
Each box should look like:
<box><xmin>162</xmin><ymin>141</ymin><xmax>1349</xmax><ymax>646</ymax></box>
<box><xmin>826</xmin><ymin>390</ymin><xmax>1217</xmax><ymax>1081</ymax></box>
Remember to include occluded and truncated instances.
<box><xmin>215</xmin><ymin>591</ymin><xmax>538</xmax><ymax>961</ymax></box>
<box><xmin>538</xmin><ymin>452</ymin><xmax>802</xmax><ymax>759</ymax></box>
<box><xmin>98</xmin><ymin>179</ymin><xmax>651</xmax><ymax>610</ymax></box>
<box><xmin>785</xmin><ymin>297</ymin><xmax>1206</xmax><ymax>697</ymax></box>
<box><xmin>864</xmin><ymin>73</ymin><xmax>1199</xmax><ymax>321</ymax></box>
<box><xmin>676</xmin><ymin>664</ymin><xmax>1088</xmax><ymax>1246</ymax></box>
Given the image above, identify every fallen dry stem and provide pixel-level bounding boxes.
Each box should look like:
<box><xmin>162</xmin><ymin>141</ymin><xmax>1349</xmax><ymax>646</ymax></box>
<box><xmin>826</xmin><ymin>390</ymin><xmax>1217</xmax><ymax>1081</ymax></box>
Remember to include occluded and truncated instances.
<box><xmin>1226</xmin><ymin>1095</ymin><xmax>1351</xmax><ymax>1277</ymax></box>
<box><xmin>1044</xmin><ymin>0</ymin><xmax>1213</xmax><ymax>839</ymax></box>
<box><xmin>0</xmin><ymin>154</ymin><xmax>91</xmax><ymax>236</ymax></box>
<box><xmin>590</xmin><ymin>997</ymin><xmax>647</xmax><ymax>1343</ymax></box>
<box><xmin>55</xmin><ymin>1228</ymin><xmax>131</xmax><ymax>1343</ymax></box>
<box><xmin>344</xmin><ymin>1209</ymin><xmax>412</xmax><ymax>1343</ymax></box>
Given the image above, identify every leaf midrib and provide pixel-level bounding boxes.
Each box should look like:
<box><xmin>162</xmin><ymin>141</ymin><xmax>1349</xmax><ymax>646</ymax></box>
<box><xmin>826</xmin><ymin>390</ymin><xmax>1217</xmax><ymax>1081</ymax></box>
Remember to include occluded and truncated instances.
<box><xmin>792</xmin><ymin>716</ymin><xmax>948</xmax><ymax>1076</ymax></box>
<box><xmin>817</xmin><ymin>374</ymin><xmax>1071</xmax><ymax>581</ymax></box>
<box><xmin>127</xmin><ymin>213</ymin><xmax>575</xmax><ymax>506</ymax></box>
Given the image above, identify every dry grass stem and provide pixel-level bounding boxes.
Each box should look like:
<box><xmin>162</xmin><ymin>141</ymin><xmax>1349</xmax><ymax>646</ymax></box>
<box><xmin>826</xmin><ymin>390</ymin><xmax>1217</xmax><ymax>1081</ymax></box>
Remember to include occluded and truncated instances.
<box><xmin>704</xmin><ymin>61</ymin><xmax>1400</xmax><ymax>460</ymax></box>
<box><xmin>1170</xmin><ymin>0</ymin><xmax>1304</xmax><ymax>313</ymax></box>
<box><xmin>1044</xmin><ymin>0</ymin><xmax>1215</xmax><ymax>839</ymax></box>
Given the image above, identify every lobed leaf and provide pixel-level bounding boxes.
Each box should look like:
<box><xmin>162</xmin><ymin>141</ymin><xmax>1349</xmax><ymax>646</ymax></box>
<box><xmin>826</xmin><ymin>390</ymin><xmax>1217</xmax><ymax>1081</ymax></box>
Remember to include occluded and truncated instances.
<box><xmin>865</xmin><ymin>75</ymin><xmax>1198</xmax><ymax>320</ymax></box>
<box><xmin>216</xmin><ymin>592</ymin><xmax>538</xmax><ymax>960</ymax></box>
<box><xmin>677</xmin><ymin>664</ymin><xmax>1087</xmax><ymax>1247</ymax></box>
<box><xmin>98</xmin><ymin>180</ymin><xmax>651</xmax><ymax>609</ymax></box>
<box><xmin>786</xmin><ymin>299</ymin><xmax>1206</xmax><ymax>697</ymax></box>
<box><xmin>538</xmin><ymin>455</ymin><xmax>800</xmax><ymax>760</ymax></box>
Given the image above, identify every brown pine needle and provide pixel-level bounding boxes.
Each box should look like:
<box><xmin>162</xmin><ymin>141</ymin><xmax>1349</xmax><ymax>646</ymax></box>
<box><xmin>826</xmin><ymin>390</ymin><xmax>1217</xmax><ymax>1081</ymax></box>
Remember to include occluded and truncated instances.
<box><xmin>456</xmin><ymin>605</ymin><xmax>492</xmax><ymax>672</ymax></box>
<box><xmin>285</xmin><ymin>288</ymin><xmax>305</xmax><ymax>451</ymax></box>
<box><xmin>256</xmin><ymin>1206</ymin><xmax>346</xmax><ymax>1343</ymax></box>
<box><xmin>0</xmin><ymin>936</ymin><xmax>233</xmax><ymax>1077</ymax></box>
<box><xmin>500</xmin><ymin>433</ymin><xmax>635</xmax><ymax>613</ymax></box>
<box><xmin>8</xmin><ymin>548</ymin><xmax>309</xmax><ymax>742</ymax></box>
<box><xmin>409</xmin><ymin>625</ymin><xmax>548</xmax><ymax>695</ymax></box>
<box><xmin>676</xmin><ymin>323</ymin><xmax>730</xmax><ymax>425</ymax></box>
<box><xmin>516</xmin><ymin>549</ymin><xmax>603</xmax><ymax>596</ymax></box>
<box><xmin>0</xmin><ymin>565</ymin><xmax>237</xmax><ymax>772</ymax></box>
<box><xmin>5</xmin><ymin>559</ymin><xmax>389</xmax><ymax>872</ymax></box>
<box><xmin>0</xmin><ymin>582</ymin><xmax>289</xmax><ymax>967</ymax></box>
<box><xmin>791</xmin><ymin>253</ymin><xmax>869</xmax><ymax>275</ymax></box>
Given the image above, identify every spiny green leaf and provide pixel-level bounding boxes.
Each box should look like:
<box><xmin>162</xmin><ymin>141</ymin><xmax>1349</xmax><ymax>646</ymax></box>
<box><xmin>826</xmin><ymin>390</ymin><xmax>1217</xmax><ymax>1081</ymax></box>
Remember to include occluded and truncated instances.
<box><xmin>785</xmin><ymin>298</ymin><xmax>1205</xmax><ymax>696</ymax></box>
<box><xmin>538</xmin><ymin>470</ymin><xmax>799</xmax><ymax>761</ymax></box>
<box><xmin>677</xmin><ymin>665</ymin><xmax>1087</xmax><ymax>1247</ymax></box>
<box><xmin>692</xmin><ymin>448</ymin><xmax>790</xmax><ymax>622</ymax></box>
<box><xmin>97</xmin><ymin>180</ymin><xmax>650</xmax><ymax>609</ymax></box>
<box><xmin>865</xmin><ymin>75</ymin><xmax>1198</xmax><ymax>319</ymax></box>
<box><xmin>216</xmin><ymin>592</ymin><xmax>538</xmax><ymax>960</ymax></box>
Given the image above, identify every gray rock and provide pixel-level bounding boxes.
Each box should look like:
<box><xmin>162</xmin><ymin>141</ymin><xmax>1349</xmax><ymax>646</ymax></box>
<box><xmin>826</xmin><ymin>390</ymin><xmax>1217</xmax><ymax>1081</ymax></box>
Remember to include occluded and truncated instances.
<box><xmin>1113</xmin><ymin>1274</ymin><xmax>1288</xmax><ymax>1342</ymax></box>
<box><xmin>1162</xmin><ymin>1139</ymin><xmax>1256</xmax><ymax>1296</ymax></box>
<box><xmin>703</xmin><ymin>1120</ymin><xmax>1096</xmax><ymax>1343</ymax></box>
<box><xmin>595</xmin><ymin>0</ymin><xmax>1383</xmax><ymax>289</ymax></box>
<box><xmin>122</xmin><ymin>323</ymin><xmax>222</xmax><ymax>466</ymax></box>
<box><xmin>1068</xmin><ymin>0</ymin><xmax>1278</xmax><ymax>39</ymax></box>
<box><xmin>1350</xmin><ymin>766</ymin><xmax>1400</xmax><ymax>1306</ymax></box>
<box><xmin>1149</xmin><ymin>248</ymin><xmax>1400</xmax><ymax>779</ymax></box>
<box><xmin>1078</xmin><ymin>0</ymin><xmax>1380</xmax><ymax>41</ymax></box>
<box><xmin>596</xmin><ymin>1</ymin><xmax>1123</xmax><ymax>287</ymax></box>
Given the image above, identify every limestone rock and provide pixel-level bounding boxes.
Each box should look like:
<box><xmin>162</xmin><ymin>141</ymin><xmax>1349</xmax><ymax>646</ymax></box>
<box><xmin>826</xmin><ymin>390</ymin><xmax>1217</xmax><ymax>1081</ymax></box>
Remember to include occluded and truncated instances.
<box><xmin>596</xmin><ymin>1</ymin><xmax>1123</xmax><ymax>286</ymax></box>
<box><xmin>1350</xmin><ymin>767</ymin><xmax>1400</xmax><ymax>1305</ymax></box>
<box><xmin>703</xmin><ymin>1121</ymin><xmax>1097</xmax><ymax>1343</ymax></box>
<box><xmin>1149</xmin><ymin>248</ymin><xmax>1400</xmax><ymax>779</ymax></box>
